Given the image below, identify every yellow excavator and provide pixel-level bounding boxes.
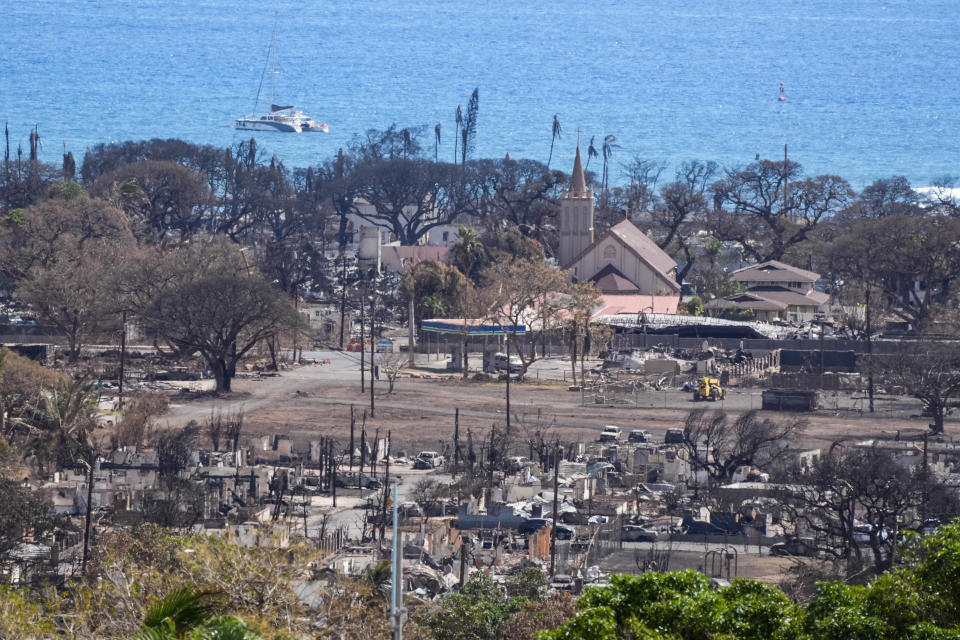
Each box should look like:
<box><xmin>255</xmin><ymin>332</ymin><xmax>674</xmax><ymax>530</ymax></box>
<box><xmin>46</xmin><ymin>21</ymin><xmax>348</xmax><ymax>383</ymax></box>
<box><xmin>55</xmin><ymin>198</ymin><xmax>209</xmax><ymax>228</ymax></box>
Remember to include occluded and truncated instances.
<box><xmin>693</xmin><ymin>377</ymin><xmax>724</xmax><ymax>401</ymax></box>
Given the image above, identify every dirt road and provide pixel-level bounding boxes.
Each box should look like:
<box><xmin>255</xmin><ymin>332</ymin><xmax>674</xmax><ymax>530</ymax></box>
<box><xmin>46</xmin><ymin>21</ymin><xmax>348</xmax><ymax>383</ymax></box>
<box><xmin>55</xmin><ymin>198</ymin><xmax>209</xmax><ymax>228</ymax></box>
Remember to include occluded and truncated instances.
<box><xmin>154</xmin><ymin>351</ymin><xmax>944</xmax><ymax>453</ymax></box>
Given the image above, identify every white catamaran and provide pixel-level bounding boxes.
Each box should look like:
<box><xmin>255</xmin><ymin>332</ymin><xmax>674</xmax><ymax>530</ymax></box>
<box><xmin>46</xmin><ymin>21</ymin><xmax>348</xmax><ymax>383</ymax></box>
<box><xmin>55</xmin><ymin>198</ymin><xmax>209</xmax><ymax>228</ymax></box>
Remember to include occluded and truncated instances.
<box><xmin>235</xmin><ymin>19</ymin><xmax>327</xmax><ymax>133</ymax></box>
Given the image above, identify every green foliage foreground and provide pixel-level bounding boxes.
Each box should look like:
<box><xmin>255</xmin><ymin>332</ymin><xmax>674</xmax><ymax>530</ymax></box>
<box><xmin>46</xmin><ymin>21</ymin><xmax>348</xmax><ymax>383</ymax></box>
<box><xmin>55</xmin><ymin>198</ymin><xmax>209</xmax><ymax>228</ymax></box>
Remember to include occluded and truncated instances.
<box><xmin>10</xmin><ymin>523</ymin><xmax>960</xmax><ymax>639</ymax></box>
<box><xmin>537</xmin><ymin>522</ymin><xmax>960</xmax><ymax>640</ymax></box>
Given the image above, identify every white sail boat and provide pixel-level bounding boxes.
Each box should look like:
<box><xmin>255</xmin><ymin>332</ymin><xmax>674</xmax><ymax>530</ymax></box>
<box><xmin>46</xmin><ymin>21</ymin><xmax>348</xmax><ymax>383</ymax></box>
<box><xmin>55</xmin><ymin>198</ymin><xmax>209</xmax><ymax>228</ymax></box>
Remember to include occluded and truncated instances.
<box><xmin>234</xmin><ymin>18</ymin><xmax>327</xmax><ymax>133</ymax></box>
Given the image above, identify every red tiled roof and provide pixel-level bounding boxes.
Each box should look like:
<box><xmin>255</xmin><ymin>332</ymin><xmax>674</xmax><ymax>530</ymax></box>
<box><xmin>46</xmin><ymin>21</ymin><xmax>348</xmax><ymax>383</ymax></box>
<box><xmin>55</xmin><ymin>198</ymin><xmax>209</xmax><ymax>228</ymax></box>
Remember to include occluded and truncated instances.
<box><xmin>592</xmin><ymin>294</ymin><xmax>680</xmax><ymax>316</ymax></box>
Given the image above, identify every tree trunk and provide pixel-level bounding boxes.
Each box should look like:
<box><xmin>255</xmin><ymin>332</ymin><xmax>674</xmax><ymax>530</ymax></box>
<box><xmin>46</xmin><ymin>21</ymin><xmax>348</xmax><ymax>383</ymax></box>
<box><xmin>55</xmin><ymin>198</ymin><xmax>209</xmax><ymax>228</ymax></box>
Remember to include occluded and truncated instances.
<box><xmin>408</xmin><ymin>295</ymin><xmax>416</xmax><ymax>367</ymax></box>
<box><xmin>212</xmin><ymin>359</ymin><xmax>232</xmax><ymax>393</ymax></box>
<box><xmin>570</xmin><ymin>330</ymin><xmax>578</xmax><ymax>386</ymax></box>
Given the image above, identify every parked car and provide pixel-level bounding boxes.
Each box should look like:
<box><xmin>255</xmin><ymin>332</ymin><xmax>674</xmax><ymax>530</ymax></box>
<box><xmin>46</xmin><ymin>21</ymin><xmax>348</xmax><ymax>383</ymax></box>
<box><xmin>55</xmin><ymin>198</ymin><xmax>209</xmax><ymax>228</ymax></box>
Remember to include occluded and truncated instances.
<box><xmin>413</xmin><ymin>451</ymin><xmax>445</xmax><ymax>470</ymax></box>
<box><xmin>919</xmin><ymin>518</ymin><xmax>942</xmax><ymax>535</ymax></box>
<box><xmin>518</xmin><ymin>518</ymin><xmax>550</xmax><ymax>534</ymax></box>
<box><xmin>621</xmin><ymin>525</ymin><xmax>658</xmax><ymax>542</ymax></box>
<box><xmin>664</xmin><ymin>428</ymin><xmax>685</xmax><ymax>444</ymax></box>
<box><xmin>598</xmin><ymin>426</ymin><xmax>622</xmax><ymax>443</ymax></box>
<box><xmin>376</xmin><ymin>337</ymin><xmax>394</xmax><ymax>353</ymax></box>
<box><xmin>769</xmin><ymin>538</ymin><xmax>819</xmax><ymax>557</ymax></box>
<box><xmin>493</xmin><ymin>352</ymin><xmax>523</xmax><ymax>374</ymax></box>
<box><xmin>628</xmin><ymin>429</ymin><xmax>651</xmax><ymax>443</ymax></box>
<box><xmin>853</xmin><ymin>523</ymin><xmax>890</xmax><ymax>545</ymax></box>
<box><xmin>555</xmin><ymin>524</ymin><xmax>576</xmax><ymax>540</ymax></box>
<box><xmin>549</xmin><ymin>574</ymin><xmax>575</xmax><ymax>593</ymax></box>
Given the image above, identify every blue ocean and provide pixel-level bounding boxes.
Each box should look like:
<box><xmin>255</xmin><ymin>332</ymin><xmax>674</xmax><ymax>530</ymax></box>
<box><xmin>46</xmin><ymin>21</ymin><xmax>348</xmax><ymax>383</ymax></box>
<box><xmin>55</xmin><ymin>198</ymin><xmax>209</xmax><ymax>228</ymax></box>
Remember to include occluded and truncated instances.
<box><xmin>2</xmin><ymin>1</ymin><xmax>958</xmax><ymax>187</ymax></box>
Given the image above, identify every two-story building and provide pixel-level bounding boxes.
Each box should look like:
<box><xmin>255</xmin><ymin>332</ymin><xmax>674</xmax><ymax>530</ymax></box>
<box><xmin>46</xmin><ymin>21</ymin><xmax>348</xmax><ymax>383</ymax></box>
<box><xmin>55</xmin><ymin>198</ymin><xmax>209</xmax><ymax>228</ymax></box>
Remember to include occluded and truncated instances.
<box><xmin>705</xmin><ymin>260</ymin><xmax>829</xmax><ymax>322</ymax></box>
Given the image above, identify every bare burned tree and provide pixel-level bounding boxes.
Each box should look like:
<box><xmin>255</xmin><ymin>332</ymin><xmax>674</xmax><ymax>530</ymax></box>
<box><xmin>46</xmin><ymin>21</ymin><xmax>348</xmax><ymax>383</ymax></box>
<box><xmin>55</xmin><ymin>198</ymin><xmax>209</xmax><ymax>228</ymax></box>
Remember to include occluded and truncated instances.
<box><xmin>410</xmin><ymin>477</ymin><xmax>448</xmax><ymax>521</ymax></box>
<box><xmin>680</xmin><ymin>409</ymin><xmax>806</xmax><ymax>486</ymax></box>
<box><xmin>780</xmin><ymin>447</ymin><xmax>960</xmax><ymax>573</ymax></box>
<box><xmin>881</xmin><ymin>338</ymin><xmax>960</xmax><ymax>434</ymax></box>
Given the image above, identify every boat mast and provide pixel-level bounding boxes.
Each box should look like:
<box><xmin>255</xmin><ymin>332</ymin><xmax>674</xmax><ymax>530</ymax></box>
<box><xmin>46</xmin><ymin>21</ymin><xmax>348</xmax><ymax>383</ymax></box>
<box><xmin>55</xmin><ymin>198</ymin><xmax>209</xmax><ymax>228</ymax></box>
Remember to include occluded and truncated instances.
<box><xmin>269</xmin><ymin>15</ymin><xmax>279</xmax><ymax>111</ymax></box>
<box><xmin>252</xmin><ymin>13</ymin><xmax>280</xmax><ymax>114</ymax></box>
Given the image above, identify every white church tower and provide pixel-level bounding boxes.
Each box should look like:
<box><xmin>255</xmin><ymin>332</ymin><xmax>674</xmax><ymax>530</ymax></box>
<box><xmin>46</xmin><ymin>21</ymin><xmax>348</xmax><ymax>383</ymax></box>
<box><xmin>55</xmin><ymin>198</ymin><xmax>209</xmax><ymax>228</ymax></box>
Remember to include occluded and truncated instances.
<box><xmin>558</xmin><ymin>145</ymin><xmax>594</xmax><ymax>268</ymax></box>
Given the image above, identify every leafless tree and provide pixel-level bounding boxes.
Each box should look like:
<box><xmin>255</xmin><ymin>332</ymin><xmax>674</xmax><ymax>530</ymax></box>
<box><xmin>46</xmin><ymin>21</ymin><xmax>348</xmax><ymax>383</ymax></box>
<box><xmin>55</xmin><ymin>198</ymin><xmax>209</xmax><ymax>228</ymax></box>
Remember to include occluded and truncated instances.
<box><xmin>881</xmin><ymin>338</ymin><xmax>960</xmax><ymax>434</ymax></box>
<box><xmin>680</xmin><ymin>409</ymin><xmax>806</xmax><ymax>485</ymax></box>
<box><xmin>410</xmin><ymin>477</ymin><xmax>448</xmax><ymax>520</ymax></box>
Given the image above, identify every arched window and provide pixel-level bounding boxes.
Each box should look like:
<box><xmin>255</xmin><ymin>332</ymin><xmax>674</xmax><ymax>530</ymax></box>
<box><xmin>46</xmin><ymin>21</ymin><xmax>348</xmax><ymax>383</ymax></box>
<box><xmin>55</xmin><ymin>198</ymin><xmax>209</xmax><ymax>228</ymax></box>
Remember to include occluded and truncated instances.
<box><xmin>442</xmin><ymin>231</ymin><xmax>450</xmax><ymax>242</ymax></box>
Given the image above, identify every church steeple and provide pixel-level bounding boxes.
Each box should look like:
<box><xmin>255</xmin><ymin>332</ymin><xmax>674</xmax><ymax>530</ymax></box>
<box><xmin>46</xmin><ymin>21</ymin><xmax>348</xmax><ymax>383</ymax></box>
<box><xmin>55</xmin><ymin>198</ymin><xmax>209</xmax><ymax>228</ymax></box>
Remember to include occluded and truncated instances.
<box><xmin>558</xmin><ymin>144</ymin><xmax>595</xmax><ymax>268</ymax></box>
<box><xmin>569</xmin><ymin>145</ymin><xmax>587</xmax><ymax>197</ymax></box>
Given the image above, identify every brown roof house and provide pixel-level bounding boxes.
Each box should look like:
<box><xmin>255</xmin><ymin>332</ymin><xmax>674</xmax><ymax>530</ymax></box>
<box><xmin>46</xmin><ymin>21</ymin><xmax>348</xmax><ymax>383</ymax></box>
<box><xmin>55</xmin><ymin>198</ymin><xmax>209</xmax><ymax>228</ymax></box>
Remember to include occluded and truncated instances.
<box><xmin>705</xmin><ymin>260</ymin><xmax>829</xmax><ymax>322</ymax></box>
<box><xmin>559</xmin><ymin>146</ymin><xmax>680</xmax><ymax>315</ymax></box>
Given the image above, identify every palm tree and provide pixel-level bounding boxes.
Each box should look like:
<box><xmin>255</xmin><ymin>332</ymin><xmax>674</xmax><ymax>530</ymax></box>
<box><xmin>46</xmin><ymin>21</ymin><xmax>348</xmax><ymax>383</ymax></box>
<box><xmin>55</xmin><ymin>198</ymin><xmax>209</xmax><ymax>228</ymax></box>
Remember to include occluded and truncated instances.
<box><xmin>586</xmin><ymin>136</ymin><xmax>599</xmax><ymax>171</ymax></box>
<box><xmin>135</xmin><ymin>588</ymin><xmax>262</xmax><ymax>640</ymax></box>
<box><xmin>454</xmin><ymin>105</ymin><xmax>463</xmax><ymax>164</ymax></box>
<box><xmin>451</xmin><ymin>226</ymin><xmax>484</xmax><ymax>281</ymax></box>
<box><xmin>363</xmin><ymin>559</ymin><xmax>393</xmax><ymax>593</ymax></box>
<box><xmin>601</xmin><ymin>134</ymin><xmax>620</xmax><ymax>195</ymax></box>
<box><xmin>26</xmin><ymin>378</ymin><xmax>98</xmax><ymax>473</ymax></box>
<box><xmin>546</xmin><ymin>114</ymin><xmax>562</xmax><ymax>168</ymax></box>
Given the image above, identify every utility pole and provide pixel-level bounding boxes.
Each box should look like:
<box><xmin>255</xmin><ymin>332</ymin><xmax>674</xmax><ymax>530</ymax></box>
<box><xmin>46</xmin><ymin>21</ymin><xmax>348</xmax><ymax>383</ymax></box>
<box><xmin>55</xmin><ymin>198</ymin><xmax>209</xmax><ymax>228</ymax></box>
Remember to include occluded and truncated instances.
<box><xmin>819</xmin><ymin>317</ymin><xmax>826</xmax><ymax>391</ymax></box>
<box><xmin>370</xmin><ymin>284</ymin><xmax>376</xmax><ymax>418</ymax></box>
<box><xmin>349</xmin><ymin>405</ymin><xmax>356</xmax><ymax>471</ymax></box>
<box><xmin>865</xmin><ymin>288</ymin><xmax>875</xmax><ymax>413</ymax></box>
<box><xmin>339</xmin><ymin>254</ymin><xmax>347</xmax><ymax>349</ymax></box>
<box><xmin>453</xmin><ymin>409</ymin><xmax>460</xmax><ymax>478</ymax></box>
<box><xmin>118</xmin><ymin>310</ymin><xmax>127</xmax><ymax>409</ymax></box>
<box><xmin>550</xmin><ymin>440</ymin><xmax>560</xmax><ymax>577</ymax></box>
<box><xmin>389</xmin><ymin>483</ymin><xmax>406</xmax><ymax>640</ymax></box>
<box><xmin>360</xmin><ymin>280</ymin><xmax>366</xmax><ymax>393</ymax></box>
<box><xmin>329</xmin><ymin>438</ymin><xmax>337</xmax><ymax>508</ymax></box>
<box><xmin>81</xmin><ymin>455</ymin><xmax>95</xmax><ymax>574</ymax></box>
<box><xmin>505</xmin><ymin>336</ymin><xmax>511</xmax><ymax>432</ymax></box>
<box><xmin>379</xmin><ymin>431</ymin><xmax>391</xmax><ymax>542</ymax></box>
<box><xmin>408</xmin><ymin>293</ymin><xmax>416</xmax><ymax>367</ymax></box>
<box><xmin>359</xmin><ymin>421</ymin><xmax>367</xmax><ymax>490</ymax></box>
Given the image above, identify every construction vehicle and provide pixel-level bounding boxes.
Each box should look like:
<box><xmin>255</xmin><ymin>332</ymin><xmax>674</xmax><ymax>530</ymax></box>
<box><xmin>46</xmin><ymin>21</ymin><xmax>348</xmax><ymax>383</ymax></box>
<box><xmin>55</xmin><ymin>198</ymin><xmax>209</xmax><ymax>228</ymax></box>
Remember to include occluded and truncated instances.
<box><xmin>693</xmin><ymin>377</ymin><xmax>725</xmax><ymax>401</ymax></box>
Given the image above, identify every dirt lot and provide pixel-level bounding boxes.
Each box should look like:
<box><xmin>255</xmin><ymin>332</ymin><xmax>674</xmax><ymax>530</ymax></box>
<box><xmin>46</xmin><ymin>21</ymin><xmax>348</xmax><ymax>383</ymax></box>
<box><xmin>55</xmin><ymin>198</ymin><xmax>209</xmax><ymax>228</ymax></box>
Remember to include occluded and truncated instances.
<box><xmin>156</xmin><ymin>351</ymin><xmax>946</xmax><ymax>453</ymax></box>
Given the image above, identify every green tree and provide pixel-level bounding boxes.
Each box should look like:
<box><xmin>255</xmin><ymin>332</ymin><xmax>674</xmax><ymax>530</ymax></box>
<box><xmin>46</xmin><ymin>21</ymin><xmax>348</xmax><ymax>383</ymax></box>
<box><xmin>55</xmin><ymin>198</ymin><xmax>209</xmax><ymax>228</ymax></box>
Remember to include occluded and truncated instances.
<box><xmin>418</xmin><ymin>572</ymin><xmax>523</xmax><ymax>640</ymax></box>
<box><xmin>135</xmin><ymin>240</ymin><xmax>299</xmax><ymax>393</ymax></box>
<box><xmin>539</xmin><ymin>571</ymin><xmax>802</xmax><ymax>640</ymax></box>
<box><xmin>506</xmin><ymin>567</ymin><xmax>547</xmax><ymax>601</ymax></box>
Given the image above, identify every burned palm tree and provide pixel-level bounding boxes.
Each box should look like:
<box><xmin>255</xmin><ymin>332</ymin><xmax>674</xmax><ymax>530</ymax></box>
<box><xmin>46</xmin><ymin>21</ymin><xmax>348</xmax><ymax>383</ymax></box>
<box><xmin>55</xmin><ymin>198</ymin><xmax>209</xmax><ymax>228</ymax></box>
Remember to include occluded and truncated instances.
<box><xmin>460</xmin><ymin>88</ymin><xmax>479</xmax><ymax>167</ymax></box>
<box><xmin>587</xmin><ymin>136</ymin><xmax>599</xmax><ymax>171</ymax></box>
<box><xmin>601</xmin><ymin>134</ymin><xmax>620</xmax><ymax>195</ymax></box>
<box><xmin>547</xmin><ymin>114</ymin><xmax>562</xmax><ymax>168</ymax></box>
<box><xmin>454</xmin><ymin>105</ymin><xmax>463</xmax><ymax>163</ymax></box>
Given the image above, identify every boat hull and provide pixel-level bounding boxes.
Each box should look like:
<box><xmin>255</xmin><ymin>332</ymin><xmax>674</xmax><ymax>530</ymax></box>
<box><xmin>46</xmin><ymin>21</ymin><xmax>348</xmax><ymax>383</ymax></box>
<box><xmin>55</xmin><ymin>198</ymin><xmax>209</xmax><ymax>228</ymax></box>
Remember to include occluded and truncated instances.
<box><xmin>234</xmin><ymin>117</ymin><xmax>300</xmax><ymax>133</ymax></box>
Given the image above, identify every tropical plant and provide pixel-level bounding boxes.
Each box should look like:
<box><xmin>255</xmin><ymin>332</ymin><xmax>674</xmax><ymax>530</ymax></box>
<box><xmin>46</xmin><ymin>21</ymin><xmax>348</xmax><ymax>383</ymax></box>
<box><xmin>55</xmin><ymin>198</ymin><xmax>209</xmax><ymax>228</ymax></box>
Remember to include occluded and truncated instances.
<box><xmin>135</xmin><ymin>587</ymin><xmax>262</xmax><ymax>640</ymax></box>
<box><xmin>451</xmin><ymin>226</ymin><xmax>485</xmax><ymax>281</ymax></box>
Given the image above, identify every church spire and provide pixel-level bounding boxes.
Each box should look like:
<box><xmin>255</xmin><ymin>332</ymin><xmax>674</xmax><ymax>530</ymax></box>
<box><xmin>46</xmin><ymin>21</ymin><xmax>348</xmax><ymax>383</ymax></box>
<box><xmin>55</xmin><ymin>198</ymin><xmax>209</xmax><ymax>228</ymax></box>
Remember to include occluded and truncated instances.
<box><xmin>570</xmin><ymin>145</ymin><xmax>587</xmax><ymax>196</ymax></box>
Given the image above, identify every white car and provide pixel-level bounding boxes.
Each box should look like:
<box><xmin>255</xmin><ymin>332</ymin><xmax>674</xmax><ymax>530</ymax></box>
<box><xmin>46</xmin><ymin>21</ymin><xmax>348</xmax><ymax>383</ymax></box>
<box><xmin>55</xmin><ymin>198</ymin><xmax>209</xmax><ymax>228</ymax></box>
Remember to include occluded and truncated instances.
<box><xmin>414</xmin><ymin>451</ymin><xmax>445</xmax><ymax>469</ymax></box>
<box><xmin>598</xmin><ymin>426</ymin><xmax>622</xmax><ymax>443</ymax></box>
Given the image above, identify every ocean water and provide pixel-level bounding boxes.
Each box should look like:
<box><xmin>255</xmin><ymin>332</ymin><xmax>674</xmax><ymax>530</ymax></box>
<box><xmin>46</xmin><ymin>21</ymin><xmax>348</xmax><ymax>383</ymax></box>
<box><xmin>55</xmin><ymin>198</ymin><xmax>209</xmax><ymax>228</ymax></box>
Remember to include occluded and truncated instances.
<box><xmin>2</xmin><ymin>0</ymin><xmax>959</xmax><ymax>188</ymax></box>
